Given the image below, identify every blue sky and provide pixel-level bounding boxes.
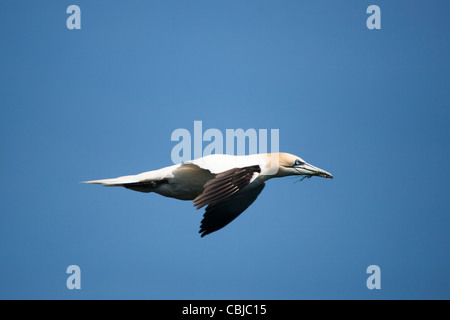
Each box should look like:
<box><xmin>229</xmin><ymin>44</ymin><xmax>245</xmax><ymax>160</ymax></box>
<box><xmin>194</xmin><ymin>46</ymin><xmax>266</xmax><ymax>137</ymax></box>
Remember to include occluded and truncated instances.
<box><xmin>0</xmin><ymin>0</ymin><xmax>449</xmax><ymax>299</ymax></box>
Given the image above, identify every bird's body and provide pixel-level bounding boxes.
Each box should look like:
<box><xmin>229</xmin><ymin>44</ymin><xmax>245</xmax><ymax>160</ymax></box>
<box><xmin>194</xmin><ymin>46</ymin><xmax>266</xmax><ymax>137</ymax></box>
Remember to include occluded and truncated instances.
<box><xmin>84</xmin><ymin>153</ymin><xmax>332</xmax><ymax>237</ymax></box>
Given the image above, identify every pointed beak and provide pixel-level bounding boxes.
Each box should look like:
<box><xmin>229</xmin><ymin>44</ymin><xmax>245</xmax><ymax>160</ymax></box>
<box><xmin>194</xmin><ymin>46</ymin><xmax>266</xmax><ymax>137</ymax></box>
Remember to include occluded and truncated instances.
<box><xmin>297</xmin><ymin>163</ymin><xmax>333</xmax><ymax>179</ymax></box>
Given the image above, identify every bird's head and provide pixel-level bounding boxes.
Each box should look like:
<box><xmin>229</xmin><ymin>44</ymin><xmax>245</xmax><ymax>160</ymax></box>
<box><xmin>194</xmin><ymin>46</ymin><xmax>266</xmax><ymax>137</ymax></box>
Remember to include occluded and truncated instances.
<box><xmin>271</xmin><ymin>152</ymin><xmax>333</xmax><ymax>179</ymax></box>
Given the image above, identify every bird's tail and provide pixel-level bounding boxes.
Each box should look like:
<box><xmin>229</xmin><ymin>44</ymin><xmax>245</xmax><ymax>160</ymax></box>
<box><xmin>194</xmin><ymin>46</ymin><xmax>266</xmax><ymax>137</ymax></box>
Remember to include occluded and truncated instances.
<box><xmin>82</xmin><ymin>174</ymin><xmax>141</xmax><ymax>187</ymax></box>
<box><xmin>82</xmin><ymin>166</ymin><xmax>174</xmax><ymax>193</ymax></box>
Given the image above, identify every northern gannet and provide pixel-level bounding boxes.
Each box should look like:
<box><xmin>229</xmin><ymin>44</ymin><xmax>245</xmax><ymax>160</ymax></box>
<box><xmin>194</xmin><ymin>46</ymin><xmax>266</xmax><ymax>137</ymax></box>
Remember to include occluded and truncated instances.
<box><xmin>84</xmin><ymin>153</ymin><xmax>333</xmax><ymax>237</ymax></box>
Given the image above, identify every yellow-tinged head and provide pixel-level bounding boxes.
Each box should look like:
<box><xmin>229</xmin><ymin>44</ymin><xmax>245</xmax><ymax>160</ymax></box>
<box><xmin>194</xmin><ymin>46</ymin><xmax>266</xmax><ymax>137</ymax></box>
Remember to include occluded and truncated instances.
<box><xmin>265</xmin><ymin>152</ymin><xmax>333</xmax><ymax>179</ymax></box>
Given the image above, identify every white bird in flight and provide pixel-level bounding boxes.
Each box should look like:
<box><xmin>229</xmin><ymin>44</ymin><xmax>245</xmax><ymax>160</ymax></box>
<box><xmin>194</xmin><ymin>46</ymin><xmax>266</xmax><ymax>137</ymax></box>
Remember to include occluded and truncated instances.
<box><xmin>84</xmin><ymin>153</ymin><xmax>333</xmax><ymax>237</ymax></box>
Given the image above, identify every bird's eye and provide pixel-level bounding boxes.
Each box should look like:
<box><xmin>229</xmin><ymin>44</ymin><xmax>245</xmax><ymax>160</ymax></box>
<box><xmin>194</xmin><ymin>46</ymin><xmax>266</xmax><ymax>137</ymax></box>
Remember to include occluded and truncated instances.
<box><xmin>294</xmin><ymin>159</ymin><xmax>304</xmax><ymax>166</ymax></box>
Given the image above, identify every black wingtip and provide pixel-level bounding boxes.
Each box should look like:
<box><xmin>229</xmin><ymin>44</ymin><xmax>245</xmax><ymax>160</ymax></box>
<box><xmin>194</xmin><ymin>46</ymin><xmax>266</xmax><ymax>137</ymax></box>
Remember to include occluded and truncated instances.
<box><xmin>199</xmin><ymin>225</ymin><xmax>207</xmax><ymax>237</ymax></box>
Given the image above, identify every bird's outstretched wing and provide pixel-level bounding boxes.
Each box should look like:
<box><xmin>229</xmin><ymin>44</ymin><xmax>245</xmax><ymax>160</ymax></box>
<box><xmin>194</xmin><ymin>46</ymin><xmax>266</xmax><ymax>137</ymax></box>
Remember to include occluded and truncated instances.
<box><xmin>193</xmin><ymin>165</ymin><xmax>261</xmax><ymax>209</ymax></box>
<box><xmin>193</xmin><ymin>165</ymin><xmax>265</xmax><ymax>237</ymax></box>
<box><xmin>199</xmin><ymin>182</ymin><xmax>265</xmax><ymax>237</ymax></box>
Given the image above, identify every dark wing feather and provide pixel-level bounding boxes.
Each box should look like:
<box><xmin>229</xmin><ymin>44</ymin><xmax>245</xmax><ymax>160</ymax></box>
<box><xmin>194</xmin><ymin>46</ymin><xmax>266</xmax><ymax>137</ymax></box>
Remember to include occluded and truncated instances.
<box><xmin>193</xmin><ymin>165</ymin><xmax>261</xmax><ymax>209</ymax></box>
<box><xmin>199</xmin><ymin>182</ymin><xmax>265</xmax><ymax>237</ymax></box>
<box><xmin>124</xmin><ymin>179</ymin><xmax>168</xmax><ymax>193</ymax></box>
